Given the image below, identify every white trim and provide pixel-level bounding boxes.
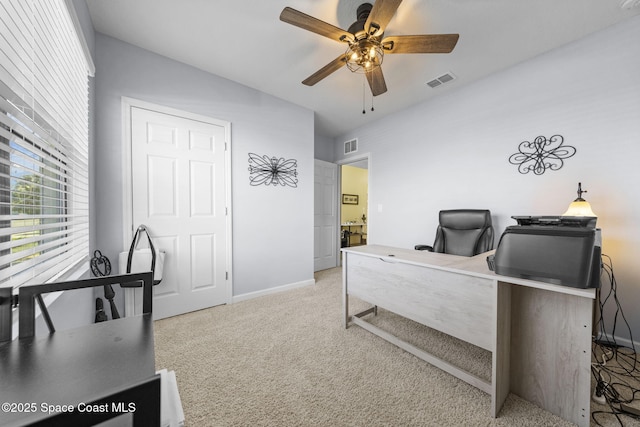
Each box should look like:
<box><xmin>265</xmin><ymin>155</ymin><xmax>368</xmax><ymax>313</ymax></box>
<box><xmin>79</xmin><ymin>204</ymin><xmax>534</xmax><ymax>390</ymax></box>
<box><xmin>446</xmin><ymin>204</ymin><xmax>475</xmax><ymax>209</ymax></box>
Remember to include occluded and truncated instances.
<box><xmin>337</xmin><ymin>151</ymin><xmax>371</xmax><ymax>166</ymax></box>
<box><xmin>64</xmin><ymin>0</ymin><xmax>96</xmax><ymax>77</ymax></box>
<box><xmin>596</xmin><ymin>332</ymin><xmax>640</xmax><ymax>351</ymax></box>
<box><xmin>121</xmin><ymin>97</ymin><xmax>233</xmax><ymax>315</ymax></box>
<box><xmin>232</xmin><ymin>279</ymin><xmax>316</xmax><ymax>304</ymax></box>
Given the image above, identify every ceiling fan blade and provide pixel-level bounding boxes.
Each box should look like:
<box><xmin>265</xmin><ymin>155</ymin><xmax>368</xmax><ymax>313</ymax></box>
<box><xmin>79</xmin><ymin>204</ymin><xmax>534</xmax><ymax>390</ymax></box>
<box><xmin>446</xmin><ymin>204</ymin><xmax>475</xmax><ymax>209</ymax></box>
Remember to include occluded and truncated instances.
<box><xmin>382</xmin><ymin>34</ymin><xmax>460</xmax><ymax>54</ymax></box>
<box><xmin>365</xmin><ymin>0</ymin><xmax>403</xmax><ymax>37</ymax></box>
<box><xmin>366</xmin><ymin>67</ymin><xmax>387</xmax><ymax>96</ymax></box>
<box><xmin>302</xmin><ymin>55</ymin><xmax>347</xmax><ymax>86</ymax></box>
<box><xmin>280</xmin><ymin>7</ymin><xmax>354</xmax><ymax>43</ymax></box>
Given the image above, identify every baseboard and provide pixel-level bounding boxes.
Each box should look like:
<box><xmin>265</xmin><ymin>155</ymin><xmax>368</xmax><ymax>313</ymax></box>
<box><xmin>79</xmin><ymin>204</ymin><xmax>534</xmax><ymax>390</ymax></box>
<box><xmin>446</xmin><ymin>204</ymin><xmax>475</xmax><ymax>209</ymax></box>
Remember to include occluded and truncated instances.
<box><xmin>232</xmin><ymin>278</ymin><xmax>316</xmax><ymax>304</ymax></box>
<box><xmin>595</xmin><ymin>332</ymin><xmax>640</xmax><ymax>351</ymax></box>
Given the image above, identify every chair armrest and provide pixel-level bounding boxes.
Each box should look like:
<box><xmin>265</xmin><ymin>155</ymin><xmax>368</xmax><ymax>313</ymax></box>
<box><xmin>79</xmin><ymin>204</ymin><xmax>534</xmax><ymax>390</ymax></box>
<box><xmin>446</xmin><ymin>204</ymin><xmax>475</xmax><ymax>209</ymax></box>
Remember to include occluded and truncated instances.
<box><xmin>414</xmin><ymin>245</ymin><xmax>434</xmax><ymax>251</ymax></box>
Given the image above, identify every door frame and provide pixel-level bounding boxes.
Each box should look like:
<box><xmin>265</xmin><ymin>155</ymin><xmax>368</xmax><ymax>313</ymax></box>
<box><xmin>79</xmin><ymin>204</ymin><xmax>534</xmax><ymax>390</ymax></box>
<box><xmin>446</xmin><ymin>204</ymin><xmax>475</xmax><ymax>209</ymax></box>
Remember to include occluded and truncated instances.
<box><xmin>337</xmin><ymin>153</ymin><xmax>371</xmax><ymax>262</ymax></box>
<box><xmin>121</xmin><ymin>97</ymin><xmax>233</xmax><ymax>314</ymax></box>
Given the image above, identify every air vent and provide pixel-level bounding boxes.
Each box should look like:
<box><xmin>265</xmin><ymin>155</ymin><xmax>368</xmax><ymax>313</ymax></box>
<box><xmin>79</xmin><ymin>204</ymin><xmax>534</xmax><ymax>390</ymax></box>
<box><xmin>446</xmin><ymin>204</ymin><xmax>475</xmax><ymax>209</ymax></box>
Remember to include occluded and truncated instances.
<box><xmin>427</xmin><ymin>72</ymin><xmax>456</xmax><ymax>89</ymax></box>
<box><xmin>344</xmin><ymin>138</ymin><xmax>358</xmax><ymax>155</ymax></box>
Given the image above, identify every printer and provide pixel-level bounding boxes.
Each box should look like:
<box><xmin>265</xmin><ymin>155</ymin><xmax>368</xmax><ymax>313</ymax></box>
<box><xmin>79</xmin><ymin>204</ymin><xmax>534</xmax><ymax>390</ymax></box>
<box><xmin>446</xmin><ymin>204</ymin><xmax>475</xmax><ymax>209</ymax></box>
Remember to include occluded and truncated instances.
<box><xmin>488</xmin><ymin>216</ymin><xmax>601</xmax><ymax>289</ymax></box>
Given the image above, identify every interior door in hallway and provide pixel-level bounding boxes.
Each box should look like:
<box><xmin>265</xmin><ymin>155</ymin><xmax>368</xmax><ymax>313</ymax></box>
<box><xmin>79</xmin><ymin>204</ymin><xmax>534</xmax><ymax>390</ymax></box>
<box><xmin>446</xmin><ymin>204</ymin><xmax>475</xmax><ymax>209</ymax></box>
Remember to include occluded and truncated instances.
<box><xmin>314</xmin><ymin>159</ymin><xmax>338</xmax><ymax>271</ymax></box>
<box><xmin>130</xmin><ymin>105</ymin><xmax>230</xmax><ymax>319</ymax></box>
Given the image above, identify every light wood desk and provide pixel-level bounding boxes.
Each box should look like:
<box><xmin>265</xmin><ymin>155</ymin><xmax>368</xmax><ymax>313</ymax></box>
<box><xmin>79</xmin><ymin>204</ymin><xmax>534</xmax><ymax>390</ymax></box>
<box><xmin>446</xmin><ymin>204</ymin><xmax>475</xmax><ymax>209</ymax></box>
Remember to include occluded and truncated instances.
<box><xmin>342</xmin><ymin>245</ymin><xmax>595</xmax><ymax>427</ymax></box>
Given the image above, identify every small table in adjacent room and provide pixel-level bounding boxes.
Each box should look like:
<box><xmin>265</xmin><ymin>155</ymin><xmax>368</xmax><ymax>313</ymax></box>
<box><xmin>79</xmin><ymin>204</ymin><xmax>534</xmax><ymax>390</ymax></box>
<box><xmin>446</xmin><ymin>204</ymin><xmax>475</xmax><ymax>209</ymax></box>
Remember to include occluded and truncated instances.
<box><xmin>341</xmin><ymin>222</ymin><xmax>367</xmax><ymax>247</ymax></box>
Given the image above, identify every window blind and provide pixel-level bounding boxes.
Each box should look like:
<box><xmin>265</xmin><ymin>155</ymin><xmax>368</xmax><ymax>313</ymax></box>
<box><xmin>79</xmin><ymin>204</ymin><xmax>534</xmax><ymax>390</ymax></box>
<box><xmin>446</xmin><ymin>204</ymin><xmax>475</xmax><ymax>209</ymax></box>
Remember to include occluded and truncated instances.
<box><xmin>0</xmin><ymin>0</ymin><xmax>90</xmax><ymax>288</ymax></box>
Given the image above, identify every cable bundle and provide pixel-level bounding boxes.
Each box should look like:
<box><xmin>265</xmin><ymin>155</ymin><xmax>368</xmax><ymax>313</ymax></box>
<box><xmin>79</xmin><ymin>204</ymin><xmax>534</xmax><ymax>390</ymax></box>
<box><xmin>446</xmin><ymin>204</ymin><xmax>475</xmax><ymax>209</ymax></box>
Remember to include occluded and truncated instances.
<box><xmin>591</xmin><ymin>254</ymin><xmax>640</xmax><ymax>425</ymax></box>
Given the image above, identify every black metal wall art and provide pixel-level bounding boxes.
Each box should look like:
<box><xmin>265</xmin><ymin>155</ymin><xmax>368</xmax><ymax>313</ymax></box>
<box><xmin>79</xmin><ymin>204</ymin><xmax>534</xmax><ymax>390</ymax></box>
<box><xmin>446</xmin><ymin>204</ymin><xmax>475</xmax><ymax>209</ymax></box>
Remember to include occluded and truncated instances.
<box><xmin>248</xmin><ymin>153</ymin><xmax>298</xmax><ymax>187</ymax></box>
<box><xmin>509</xmin><ymin>135</ymin><xmax>576</xmax><ymax>175</ymax></box>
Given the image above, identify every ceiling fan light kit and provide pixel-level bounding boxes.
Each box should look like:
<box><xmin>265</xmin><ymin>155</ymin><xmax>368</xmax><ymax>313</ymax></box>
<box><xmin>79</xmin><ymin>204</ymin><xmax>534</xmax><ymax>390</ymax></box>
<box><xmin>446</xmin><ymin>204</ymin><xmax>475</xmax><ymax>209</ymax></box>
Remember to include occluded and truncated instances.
<box><xmin>344</xmin><ymin>3</ymin><xmax>384</xmax><ymax>74</ymax></box>
<box><xmin>280</xmin><ymin>0</ymin><xmax>459</xmax><ymax>101</ymax></box>
<box><xmin>345</xmin><ymin>39</ymin><xmax>384</xmax><ymax>73</ymax></box>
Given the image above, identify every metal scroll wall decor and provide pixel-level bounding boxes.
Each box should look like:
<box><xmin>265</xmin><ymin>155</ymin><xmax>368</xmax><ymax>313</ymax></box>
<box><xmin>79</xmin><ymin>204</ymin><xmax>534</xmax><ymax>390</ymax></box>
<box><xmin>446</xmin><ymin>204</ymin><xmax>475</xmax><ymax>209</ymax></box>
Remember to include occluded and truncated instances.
<box><xmin>508</xmin><ymin>134</ymin><xmax>576</xmax><ymax>175</ymax></box>
<box><xmin>248</xmin><ymin>153</ymin><xmax>299</xmax><ymax>188</ymax></box>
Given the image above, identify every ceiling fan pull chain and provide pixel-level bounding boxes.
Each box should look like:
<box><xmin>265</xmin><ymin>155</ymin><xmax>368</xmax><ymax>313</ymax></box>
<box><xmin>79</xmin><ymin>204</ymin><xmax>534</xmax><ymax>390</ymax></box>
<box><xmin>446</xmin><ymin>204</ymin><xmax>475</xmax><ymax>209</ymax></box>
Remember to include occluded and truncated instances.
<box><xmin>362</xmin><ymin>78</ymin><xmax>366</xmax><ymax>114</ymax></box>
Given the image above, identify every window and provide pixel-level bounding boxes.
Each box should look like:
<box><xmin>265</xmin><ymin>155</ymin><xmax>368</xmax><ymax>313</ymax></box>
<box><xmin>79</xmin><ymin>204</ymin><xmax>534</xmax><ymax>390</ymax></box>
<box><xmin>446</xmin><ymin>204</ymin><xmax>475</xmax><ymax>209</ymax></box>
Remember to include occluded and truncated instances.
<box><xmin>0</xmin><ymin>0</ymin><xmax>91</xmax><ymax>289</ymax></box>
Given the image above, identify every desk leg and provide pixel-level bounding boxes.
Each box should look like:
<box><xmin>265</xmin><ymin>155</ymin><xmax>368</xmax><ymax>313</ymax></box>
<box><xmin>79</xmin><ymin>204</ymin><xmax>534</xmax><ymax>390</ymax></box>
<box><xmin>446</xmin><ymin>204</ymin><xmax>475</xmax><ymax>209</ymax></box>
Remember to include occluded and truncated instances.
<box><xmin>342</xmin><ymin>254</ymin><xmax>349</xmax><ymax>329</ymax></box>
<box><xmin>509</xmin><ymin>285</ymin><xmax>592</xmax><ymax>427</ymax></box>
<box><xmin>492</xmin><ymin>281</ymin><xmax>511</xmax><ymax>418</ymax></box>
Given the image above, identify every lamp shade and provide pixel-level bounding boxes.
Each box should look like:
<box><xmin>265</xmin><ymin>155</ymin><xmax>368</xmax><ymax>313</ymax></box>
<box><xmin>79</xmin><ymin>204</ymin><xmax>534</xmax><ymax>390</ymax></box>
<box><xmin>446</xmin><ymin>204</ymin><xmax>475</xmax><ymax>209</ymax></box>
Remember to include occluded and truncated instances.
<box><xmin>562</xmin><ymin>182</ymin><xmax>597</xmax><ymax>217</ymax></box>
<box><xmin>562</xmin><ymin>200</ymin><xmax>597</xmax><ymax>217</ymax></box>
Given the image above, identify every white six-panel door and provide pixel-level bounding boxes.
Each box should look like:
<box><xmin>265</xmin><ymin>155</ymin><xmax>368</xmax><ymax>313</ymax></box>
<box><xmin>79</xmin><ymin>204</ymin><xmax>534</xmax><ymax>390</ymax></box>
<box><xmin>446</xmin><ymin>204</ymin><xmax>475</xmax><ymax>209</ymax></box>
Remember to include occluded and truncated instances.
<box><xmin>128</xmin><ymin>104</ymin><xmax>230</xmax><ymax>319</ymax></box>
<box><xmin>314</xmin><ymin>159</ymin><xmax>338</xmax><ymax>271</ymax></box>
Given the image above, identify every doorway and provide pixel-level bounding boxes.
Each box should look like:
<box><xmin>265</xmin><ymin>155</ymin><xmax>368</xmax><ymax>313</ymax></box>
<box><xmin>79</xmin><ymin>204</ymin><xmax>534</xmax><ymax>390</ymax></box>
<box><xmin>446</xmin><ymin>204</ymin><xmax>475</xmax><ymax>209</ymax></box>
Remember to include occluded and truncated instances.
<box><xmin>340</xmin><ymin>160</ymin><xmax>369</xmax><ymax>249</ymax></box>
<box><xmin>313</xmin><ymin>155</ymin><xmax>370</xmax><ymax>271</ymax></box>
<box><xmin>122</xmin><ymin>98</ymin><xmax>232</xmax><ymax>320</ymax></box>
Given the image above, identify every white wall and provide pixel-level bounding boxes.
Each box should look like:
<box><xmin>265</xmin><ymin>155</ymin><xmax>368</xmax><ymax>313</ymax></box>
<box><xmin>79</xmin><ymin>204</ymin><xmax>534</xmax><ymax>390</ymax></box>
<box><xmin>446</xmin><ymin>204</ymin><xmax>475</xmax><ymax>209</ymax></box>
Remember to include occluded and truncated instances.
<box><xmin>315</xmin><ymin>133</ymin><xmax>334</xmax><ymax>162</ymax></box>
<box><xmin>93</xmin><ymin>34</ymin><xmax>314</xmax><ymax>298</ymax></box>
<box><xmin>334</xmin><ymin>16</ymin><xmax>640</xmax><ymax>343</ymax></box>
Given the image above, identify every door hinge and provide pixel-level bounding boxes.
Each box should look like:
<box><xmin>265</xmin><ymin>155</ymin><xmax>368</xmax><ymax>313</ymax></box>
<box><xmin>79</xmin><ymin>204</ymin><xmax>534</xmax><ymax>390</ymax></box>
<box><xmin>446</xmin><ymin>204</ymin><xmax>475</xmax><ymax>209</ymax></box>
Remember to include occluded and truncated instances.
<box><xmin>225</xmin><ymin>272</ymin><xmax>229</xmax><ymax>280</ymax></box>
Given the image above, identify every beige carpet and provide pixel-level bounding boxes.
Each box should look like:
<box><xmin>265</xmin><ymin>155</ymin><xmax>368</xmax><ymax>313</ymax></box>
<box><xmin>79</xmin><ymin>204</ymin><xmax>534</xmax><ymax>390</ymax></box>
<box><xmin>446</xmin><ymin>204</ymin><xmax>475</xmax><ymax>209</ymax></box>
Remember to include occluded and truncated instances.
<box><xmin>153</xmin><ymin>267</ymin><xmax>638</xmax><ymax>426</ymax></box>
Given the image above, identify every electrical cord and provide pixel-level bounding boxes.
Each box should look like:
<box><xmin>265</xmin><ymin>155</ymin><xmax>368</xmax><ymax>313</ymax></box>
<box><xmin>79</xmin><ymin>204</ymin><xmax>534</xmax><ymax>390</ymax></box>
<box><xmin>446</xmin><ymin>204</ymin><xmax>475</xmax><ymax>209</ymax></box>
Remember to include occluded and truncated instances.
<box><xmin>591</xmin><ymin>254</ymin><xmax>640</xmax><ymax>426</ymax></box>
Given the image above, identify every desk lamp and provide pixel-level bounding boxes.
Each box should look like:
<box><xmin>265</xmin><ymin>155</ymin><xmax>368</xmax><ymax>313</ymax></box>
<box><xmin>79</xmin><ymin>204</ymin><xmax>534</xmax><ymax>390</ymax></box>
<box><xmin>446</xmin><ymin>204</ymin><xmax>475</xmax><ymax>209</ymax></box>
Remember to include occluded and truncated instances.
<box><xmin>562</xmin><ymin>182</ymin><xmax>597</xmax><ymax>217</ymax></box>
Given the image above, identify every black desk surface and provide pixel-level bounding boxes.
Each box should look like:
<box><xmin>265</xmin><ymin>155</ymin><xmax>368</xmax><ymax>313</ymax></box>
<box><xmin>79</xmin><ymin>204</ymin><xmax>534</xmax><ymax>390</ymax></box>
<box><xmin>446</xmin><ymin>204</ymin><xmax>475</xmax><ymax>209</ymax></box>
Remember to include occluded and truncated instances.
<box><xmin>0</xmin><ymin>314</ymin><xmax>155</xmax><ymax>426</ymax></box>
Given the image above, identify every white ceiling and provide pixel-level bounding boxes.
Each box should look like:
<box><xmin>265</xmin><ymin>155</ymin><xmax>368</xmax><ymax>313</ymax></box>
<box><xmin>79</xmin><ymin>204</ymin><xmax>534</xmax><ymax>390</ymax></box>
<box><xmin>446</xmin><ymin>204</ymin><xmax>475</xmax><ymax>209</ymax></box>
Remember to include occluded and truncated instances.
<box><xmin>85</xmin><ymin>0</ymin><xmax>640</xmax><ymax>138</ymax></box>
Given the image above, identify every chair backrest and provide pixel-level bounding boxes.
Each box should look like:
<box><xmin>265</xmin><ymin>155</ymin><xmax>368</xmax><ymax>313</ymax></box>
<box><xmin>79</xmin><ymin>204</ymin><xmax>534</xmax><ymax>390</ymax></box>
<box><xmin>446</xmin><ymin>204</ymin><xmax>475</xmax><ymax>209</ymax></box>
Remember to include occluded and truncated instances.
<box><xmin>432</xmin><ymin>209</ymin><xmax>494</xmax><ymax>257</ymax></box>
<box><xmin>18</xmin><ymin>271</ymin><xmax>153</xmax><ymax>339</ymax></box>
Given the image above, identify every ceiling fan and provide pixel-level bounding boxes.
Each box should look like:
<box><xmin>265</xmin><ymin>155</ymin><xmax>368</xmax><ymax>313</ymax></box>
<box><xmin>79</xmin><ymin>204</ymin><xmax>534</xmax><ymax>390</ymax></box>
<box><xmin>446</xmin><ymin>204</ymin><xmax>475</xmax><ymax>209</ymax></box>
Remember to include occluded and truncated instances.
<box><xmin>279</xmin><ymin>0</ymin><xmax>459</xmax><ymax>97</ymax></box>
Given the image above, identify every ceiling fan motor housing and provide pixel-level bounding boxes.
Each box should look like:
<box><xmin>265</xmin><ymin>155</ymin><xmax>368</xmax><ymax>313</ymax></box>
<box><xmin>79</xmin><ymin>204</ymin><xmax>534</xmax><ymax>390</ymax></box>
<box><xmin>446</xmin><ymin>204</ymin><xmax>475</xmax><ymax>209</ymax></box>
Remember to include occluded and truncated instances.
<box><xmin>348</xmin><ymin>3</ymin><xmax>374</xmax><ymax>38</ymax></box>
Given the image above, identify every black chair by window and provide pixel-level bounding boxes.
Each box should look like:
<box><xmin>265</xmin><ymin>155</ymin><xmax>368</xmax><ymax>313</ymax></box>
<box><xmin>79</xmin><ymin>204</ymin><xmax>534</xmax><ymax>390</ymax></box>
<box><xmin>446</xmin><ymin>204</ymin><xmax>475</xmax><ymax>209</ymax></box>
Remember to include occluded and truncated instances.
<box><xmin>415</xmin><ymin>209</ymin><xmax>495</xmax><ymax>257</ymax></box>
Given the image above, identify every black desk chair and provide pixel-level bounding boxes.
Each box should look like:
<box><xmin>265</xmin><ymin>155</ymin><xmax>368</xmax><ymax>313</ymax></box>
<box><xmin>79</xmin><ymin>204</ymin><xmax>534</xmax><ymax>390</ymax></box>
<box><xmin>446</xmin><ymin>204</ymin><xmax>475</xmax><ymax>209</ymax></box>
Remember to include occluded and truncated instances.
<box><xmin>415</xmin><ymin>209</ymin><xmax>495</xmax><ymax>257</ymax></box>
<box><xmin>18</xmin><ymin>271</ymin><xmax>153</xmax><ymax>339</ymax></box>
